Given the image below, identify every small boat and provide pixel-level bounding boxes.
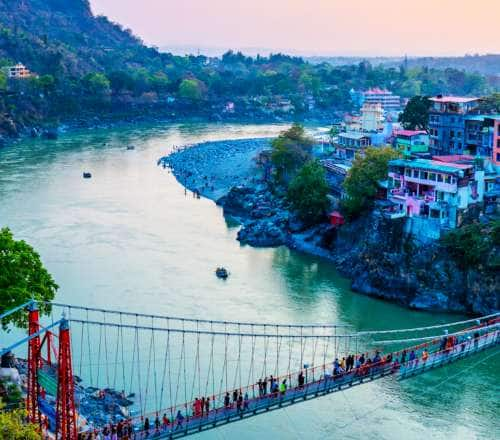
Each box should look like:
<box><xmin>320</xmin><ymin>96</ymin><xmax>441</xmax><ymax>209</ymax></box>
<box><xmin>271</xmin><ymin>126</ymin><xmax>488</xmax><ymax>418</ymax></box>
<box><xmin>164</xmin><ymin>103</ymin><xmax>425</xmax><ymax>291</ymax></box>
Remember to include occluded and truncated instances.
<box><xmin>215</xmin><ymin>267</ymin><xmax>229</xmax><ymax>279</ymax></box>
<box><xmin>83</xmin><ymin>172</ymin><xmax>92</xmax><ymax>179</ymax></box>
<box><xmin>126</xmin><ymin>145</ymin><xmax>135</xmax><ymax>150</ymax></box>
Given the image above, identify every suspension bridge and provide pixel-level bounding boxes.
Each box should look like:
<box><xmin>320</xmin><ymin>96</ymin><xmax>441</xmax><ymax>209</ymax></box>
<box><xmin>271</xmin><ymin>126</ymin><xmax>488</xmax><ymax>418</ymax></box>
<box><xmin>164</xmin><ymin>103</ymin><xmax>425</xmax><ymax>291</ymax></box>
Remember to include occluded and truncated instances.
<box><xmin>0</xmin><ymin>300</ymin><xmax>498</xmax><ymax>439</ymax></box>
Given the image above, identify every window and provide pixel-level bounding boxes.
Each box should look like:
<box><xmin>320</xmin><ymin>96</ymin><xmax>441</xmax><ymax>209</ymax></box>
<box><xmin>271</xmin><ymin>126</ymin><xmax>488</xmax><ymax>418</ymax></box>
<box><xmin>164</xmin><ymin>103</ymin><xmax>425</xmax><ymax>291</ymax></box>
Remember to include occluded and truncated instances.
<box><xmin>497</xmin><ymin>153</ymin><xmax>500</xmax><ymax>162</ymax></box>
<box><xmin>437</xmin><ymin>174</ymin><xmax>443</xmax><ymax>182</ymax></box>
<box><xmin>450</xmin><ymin>130</ymin><xmax>455</xmax><ymax>138</ymax></box>
<box><xmin>457</xmin><ymin>131</ymin><xmax>462</xmax><ymax>138</ymax></box>
<box><xmin>429</xmin><ymin>173</ymin><xmax>436</xmax><ymax>181</ymax></box>
<box><xmin>405</xmin><ymin>168</ymin><xmax>411</xmax><ymax>177</ymax></box>
<box><xmin>421</xmin><ymin>171</ymin><xmax>428</xmax><ymax>180</ymax></box>
<box><xmin>497</xmin><ymin>139</ymin><xmax>500</xmax><ymax>148</ymax></box>
<box><xmin>445</xmin><ymin>175</ymin><xmax>452</xmax><ymax>184</ymax></box>
<box><xmin>436</xmin><ymin>191</ymin><xmax>444</xmax><ymax>201</ymax></box>
<box><xmin>413</xmin><ymin>169</ymin><xmax>419</xmax><ymax>178</ymax></box>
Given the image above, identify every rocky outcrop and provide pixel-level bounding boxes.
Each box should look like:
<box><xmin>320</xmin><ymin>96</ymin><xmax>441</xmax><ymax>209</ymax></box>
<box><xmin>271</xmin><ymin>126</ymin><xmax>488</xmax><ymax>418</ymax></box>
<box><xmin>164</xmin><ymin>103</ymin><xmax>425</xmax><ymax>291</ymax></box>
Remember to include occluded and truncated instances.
<box><xmin>332</xmin><ymin>211</ymin><xmax>499</xmax><ymax>314</ymax></box>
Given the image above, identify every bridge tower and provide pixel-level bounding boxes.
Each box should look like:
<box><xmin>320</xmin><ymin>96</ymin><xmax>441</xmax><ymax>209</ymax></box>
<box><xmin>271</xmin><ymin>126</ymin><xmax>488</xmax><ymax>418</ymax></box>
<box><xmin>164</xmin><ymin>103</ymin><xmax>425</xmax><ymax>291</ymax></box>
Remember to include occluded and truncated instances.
<box><xmin>55</xmin><ymin>318</ymin><xmax>78</xmax><ymax>440</ymax></box>
<box><xmin>27</xmin><ymin>302</ymin><xmax>41</xmax><ymax>425</ymax></box>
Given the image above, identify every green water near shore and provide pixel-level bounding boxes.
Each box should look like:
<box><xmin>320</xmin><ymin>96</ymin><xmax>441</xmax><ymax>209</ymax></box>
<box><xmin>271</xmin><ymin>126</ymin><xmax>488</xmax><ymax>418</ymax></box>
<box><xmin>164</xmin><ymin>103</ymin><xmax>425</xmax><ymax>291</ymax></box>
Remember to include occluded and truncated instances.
<box><xmin>0</xmin><ymin>122</ymin><xmax>498</xmax><ymax>439</ymax></box>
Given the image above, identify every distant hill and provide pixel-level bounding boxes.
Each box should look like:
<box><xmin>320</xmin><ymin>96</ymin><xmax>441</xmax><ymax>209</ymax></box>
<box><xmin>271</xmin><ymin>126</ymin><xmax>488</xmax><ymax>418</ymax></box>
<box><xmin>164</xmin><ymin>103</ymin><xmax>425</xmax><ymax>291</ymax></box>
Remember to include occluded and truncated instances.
<box><xmin>0</xmin><ymin>0</ymin><xmax>170</xmax><ymax>76</ymax></box>
<box><xmin>307</xmin><ymin>54</ymin><xmax>500</xmax><ymax>76</ymax></box>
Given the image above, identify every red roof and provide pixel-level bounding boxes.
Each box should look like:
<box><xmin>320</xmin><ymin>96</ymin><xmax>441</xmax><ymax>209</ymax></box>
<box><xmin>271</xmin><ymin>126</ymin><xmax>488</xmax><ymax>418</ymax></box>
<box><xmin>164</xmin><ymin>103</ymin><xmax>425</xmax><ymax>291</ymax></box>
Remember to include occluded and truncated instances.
<box><xmin>433</xmin><ymin>155</ymin><xmax>474</xmax><ymax>164</ymax></box>
<box><xmin>395</xmin><ymin>130</ymin><xmax>427</xmax><ymax>137</ymax></box>
<box><xmin>429</xmin><ymin>96</ymin><xmax>479</xmax><ymax>103</ymax></box>
<box><xmin>427</xmin><ymin>159</ymin><xmax>471</xmax><ymax>170</ymax></box>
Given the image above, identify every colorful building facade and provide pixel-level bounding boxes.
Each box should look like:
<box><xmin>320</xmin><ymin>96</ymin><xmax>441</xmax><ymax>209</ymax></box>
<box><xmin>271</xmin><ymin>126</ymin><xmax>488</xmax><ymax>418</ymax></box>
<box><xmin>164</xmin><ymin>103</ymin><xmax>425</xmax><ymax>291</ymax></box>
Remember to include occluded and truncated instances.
<box><xmin>393</xmin><ymin>130</ymin><xmax>429</xmax><ymax>157</ymax></box>
<box><xmin>428</xmin><ymin>96</ymin><xmax>481</xmax><ymax>155</ymax></box>
<box><xmin>386</xmin><ymin>157</ymin><xmax>483</xmax><ymax>229</ymax></box>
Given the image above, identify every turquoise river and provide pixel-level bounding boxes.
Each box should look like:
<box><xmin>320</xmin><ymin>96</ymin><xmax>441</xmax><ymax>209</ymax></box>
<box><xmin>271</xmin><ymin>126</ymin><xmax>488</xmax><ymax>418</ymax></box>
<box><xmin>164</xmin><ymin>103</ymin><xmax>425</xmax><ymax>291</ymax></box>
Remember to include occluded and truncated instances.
<box><xmin>0</xmin><ymin>123</ymin><xmax>498</xmax><ymax>439</ymax></box>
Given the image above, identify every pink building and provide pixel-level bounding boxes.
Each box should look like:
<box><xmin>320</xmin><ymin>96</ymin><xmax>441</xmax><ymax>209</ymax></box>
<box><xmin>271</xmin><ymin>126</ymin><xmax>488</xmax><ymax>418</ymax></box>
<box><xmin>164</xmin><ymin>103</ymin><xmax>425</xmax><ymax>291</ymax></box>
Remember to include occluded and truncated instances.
<box><xmin>493</xmin><ymin>119</ymin><xmax>500</xmax><ymax>165</ymax></box>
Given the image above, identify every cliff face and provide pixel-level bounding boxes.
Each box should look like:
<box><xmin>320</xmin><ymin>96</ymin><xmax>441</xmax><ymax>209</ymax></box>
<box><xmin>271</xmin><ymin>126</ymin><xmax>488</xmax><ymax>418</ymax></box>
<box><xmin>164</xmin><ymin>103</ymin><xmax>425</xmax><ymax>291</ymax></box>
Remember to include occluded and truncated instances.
<box><xmin>333</xmin><ymin>212</ymin><xmax>499</xmax><ymax>314</ymax></box>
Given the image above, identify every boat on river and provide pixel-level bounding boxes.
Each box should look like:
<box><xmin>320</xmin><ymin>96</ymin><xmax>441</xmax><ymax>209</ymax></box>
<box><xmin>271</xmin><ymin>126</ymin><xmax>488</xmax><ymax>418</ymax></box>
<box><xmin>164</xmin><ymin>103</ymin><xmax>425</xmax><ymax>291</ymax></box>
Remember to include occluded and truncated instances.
<box><xmin>215</xmin><ymin>267</ymin><xmax>229</xmax><ymax>279</ymax></box>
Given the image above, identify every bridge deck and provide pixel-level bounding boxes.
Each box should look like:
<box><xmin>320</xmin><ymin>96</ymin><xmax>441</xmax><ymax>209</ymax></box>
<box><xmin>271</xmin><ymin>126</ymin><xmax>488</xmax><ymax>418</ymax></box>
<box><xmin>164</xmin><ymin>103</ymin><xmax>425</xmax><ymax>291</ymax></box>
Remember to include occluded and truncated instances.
<box><xmin>138</xmin><ymin>330</ymin><xmax>499</xmax><ymax>439</ymax></box>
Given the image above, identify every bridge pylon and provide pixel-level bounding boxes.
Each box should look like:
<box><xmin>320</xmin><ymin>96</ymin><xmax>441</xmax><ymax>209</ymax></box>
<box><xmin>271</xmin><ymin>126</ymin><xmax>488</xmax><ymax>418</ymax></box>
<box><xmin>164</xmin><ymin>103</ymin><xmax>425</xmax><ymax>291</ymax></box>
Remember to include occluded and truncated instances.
<box><xmin>27</xmin><ymin>302</ymin><xmax>41</xmax><ymax>425</ymax></box>
<box><xmin>55</xmin><ymin>318</ymin><xmax>78</xmax><ymax>440</ymax></box>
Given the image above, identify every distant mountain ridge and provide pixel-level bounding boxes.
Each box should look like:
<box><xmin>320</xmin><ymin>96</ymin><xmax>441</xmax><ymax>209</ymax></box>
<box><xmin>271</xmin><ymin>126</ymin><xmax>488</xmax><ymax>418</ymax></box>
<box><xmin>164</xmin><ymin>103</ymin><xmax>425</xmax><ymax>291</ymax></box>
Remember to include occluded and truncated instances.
<box><xmin>307</xmin><ymin>54</ymin><xmax>500</xmax><ymax>76</ymax></box>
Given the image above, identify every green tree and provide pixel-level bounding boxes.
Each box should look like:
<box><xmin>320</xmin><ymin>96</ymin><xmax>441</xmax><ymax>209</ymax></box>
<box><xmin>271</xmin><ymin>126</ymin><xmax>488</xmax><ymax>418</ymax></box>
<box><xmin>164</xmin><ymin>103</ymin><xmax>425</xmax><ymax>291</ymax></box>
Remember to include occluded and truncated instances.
<box><xmin>0</xmin><ymin>400</ymin><xmax>41</xmax><ymax>439</ymax></box>
<box><xmin>398</xmin><ymin>96</ymin><xmax>431</xmax><ymax>130</ymax></box>
<box><xmin>178</xmin><ymin>78</ymin><xmax>206</xmax><ymax>101</ymax></box>
<box><xmin>342</xmin><ymin>147</ymin><xmax>400</xmax><ymax>218</ymax></box>
<box><xmin>0</xmin><ymin>228</ymin><xmax>57</xmax><ymax>329</ymax></box>
<box><xmin>287</xmin><ymin>161</ymin><xmax>330</xmax><ymax>224</ymax></box>
<box><xmin>0</xmin><ymin>71</ymin><xmax>6</xmax><ymax>90</ymax></box>
<box><xmin>82</xmin><ymin>73</ymin><xmax>110</xmax><ymax>95</ymax></box>
<box><xmin>271</xmin><ymin>124</ymin><xmax>314</xmax><ymax>183</ymax></box>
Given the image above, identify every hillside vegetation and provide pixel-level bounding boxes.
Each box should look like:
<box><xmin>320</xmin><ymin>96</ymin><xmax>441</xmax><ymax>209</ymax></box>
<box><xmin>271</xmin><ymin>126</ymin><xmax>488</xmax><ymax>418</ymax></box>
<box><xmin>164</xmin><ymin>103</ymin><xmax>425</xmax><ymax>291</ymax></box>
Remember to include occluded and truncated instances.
<box><xmin>0</xmin><ymin>0</ymin><xmax>497</xmax><ymax>140</ymax></box>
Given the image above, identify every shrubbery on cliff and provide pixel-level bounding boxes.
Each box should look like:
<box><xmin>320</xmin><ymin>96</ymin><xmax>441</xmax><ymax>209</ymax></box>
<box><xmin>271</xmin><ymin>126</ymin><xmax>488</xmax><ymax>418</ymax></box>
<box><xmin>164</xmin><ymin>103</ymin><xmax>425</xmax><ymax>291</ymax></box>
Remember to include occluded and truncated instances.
<box><xmin>441</xmin><ymin>220</ymin><xmax>500</xmax><ymax>270</ymax></box>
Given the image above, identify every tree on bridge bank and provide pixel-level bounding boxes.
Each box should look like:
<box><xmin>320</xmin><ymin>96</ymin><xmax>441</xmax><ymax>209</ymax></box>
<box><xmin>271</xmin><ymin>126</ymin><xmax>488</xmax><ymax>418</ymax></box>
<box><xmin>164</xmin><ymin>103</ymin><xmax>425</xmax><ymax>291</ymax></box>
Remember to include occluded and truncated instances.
<box><xmin>0</xmin><ymin>227</ymin><xmax>57</xmax><ymax>329</ymax></box>
<box><xmin>0</xmin><ymin>399</ymin><xmax>41</xmax><ymax>439</ymax></box>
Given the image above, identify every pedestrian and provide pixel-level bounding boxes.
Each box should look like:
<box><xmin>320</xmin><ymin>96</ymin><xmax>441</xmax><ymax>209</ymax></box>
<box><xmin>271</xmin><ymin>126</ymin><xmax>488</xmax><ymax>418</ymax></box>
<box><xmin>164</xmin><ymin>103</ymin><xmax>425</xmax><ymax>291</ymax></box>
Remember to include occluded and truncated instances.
<box><xmin>205</xmin><ymin>396</ymin><xmax>210</xmax><ymax>415</ymax></box>
<box><xmin>409</xmin><ymin>350</ymin><xmax>416</xmax><ymax>366</ymax></box>
<box><xmin>232</xmin><ymin>389</ymin><xmax>238</xmax><ymax>405</ymax></box>
<box><xmin>257</xmin><ymin>378</ymin><xmax>263</xmax><ymax>397</ymax></box>
<box><xmin>143</xmin><ymin>417</ymin><xmax>150</xmax><ymax>437</ymax></box>
<box><xmin>236</xmin><ymin>393</ymin><xmax>243</xmax><ymax>413</ymax></box>
<box><xmin>162</xmin><ymin>413</ymin><xmax>170</xmax><ymax>430</ymax></box>
<box><xmin>155</xmin><ymin>414</ymin><xmax>160</xmax><ymax>433</ymax></box>
<box><xmin>279</xmin><ymin>379</ymin><xmax>287</xmax><ymax>396</ymax></box>
<box><xmin>401</xmin><ymin>349</ymin><xmax>407</xmax><ymax>364</ymax></box>
<box><xmin>298</xmin><ymin>371</ymin><xmax>304</xmax><ymax>389</ymax></box>
<box><xmin>201</xmin><ymin>397</ymin><xmax>206</xmax><ymax>416</ymax></box>
<box><xmin>175</xmin><ymin>410</ymin><xmax>184</xmax><ymax>430</ymax></box>
<box><xmin>224</xmin><ymin>392</ymin><xmax>230</xmax><ymax>409</ymax></box>
<box><xmin>244</xmin><ymin>392</ymin><xmax>249</xmax><ymax>410</ymax></box>
<box><xmin>263</xmin><ymin>376</ymin><xmax>268</xmax><ymax>395</ymax></box>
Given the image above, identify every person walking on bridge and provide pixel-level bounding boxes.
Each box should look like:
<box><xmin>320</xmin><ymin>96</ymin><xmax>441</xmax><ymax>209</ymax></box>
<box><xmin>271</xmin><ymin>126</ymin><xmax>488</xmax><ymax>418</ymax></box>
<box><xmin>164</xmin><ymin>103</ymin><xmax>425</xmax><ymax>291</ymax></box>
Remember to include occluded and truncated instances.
<box><xmin>298</xmin><ymin>371</ymin><xmax>305</xmax><ymax>389</ymax></box>
<box><xmin>175</xmin><ymin>410</ymin><xmax>185</xmax><ymax>430</ymax></box>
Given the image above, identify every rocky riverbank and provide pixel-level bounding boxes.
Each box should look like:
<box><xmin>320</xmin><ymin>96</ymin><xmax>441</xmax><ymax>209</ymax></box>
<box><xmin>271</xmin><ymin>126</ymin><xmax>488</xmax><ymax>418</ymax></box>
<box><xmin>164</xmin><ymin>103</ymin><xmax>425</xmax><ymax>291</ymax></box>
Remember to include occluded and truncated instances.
<box><xmin>162</xmin><ymin>138</ymin><xmax>499</xmax><ymax>315</ymax></box>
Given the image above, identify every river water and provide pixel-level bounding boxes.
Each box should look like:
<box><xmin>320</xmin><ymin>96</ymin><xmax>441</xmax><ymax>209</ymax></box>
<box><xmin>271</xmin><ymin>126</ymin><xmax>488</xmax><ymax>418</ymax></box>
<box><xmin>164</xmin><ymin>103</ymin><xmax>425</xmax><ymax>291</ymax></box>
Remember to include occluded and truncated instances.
<box><xmin>0</xmin><ymin>122</ymin><xmax>498</xmax><ymax>439</ymax></box>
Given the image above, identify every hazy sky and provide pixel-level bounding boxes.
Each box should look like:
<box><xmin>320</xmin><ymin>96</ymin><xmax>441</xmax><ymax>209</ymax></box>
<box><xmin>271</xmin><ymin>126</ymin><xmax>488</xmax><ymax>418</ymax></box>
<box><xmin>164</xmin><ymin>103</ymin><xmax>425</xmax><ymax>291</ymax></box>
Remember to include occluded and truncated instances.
<box><xmin>90</xmin><ymin>0</ymin><xmax>500</xmax><ymax>56</ymax></box>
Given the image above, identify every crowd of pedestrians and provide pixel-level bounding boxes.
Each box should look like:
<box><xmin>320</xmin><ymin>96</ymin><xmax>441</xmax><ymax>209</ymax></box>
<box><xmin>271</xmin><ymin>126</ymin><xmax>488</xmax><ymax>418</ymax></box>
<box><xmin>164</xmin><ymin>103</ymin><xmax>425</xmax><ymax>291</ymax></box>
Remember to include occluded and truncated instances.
<box><xmin>74</xmin><ymin>327</ymin><xmax>493</xmax><ymax>439</ymax></box>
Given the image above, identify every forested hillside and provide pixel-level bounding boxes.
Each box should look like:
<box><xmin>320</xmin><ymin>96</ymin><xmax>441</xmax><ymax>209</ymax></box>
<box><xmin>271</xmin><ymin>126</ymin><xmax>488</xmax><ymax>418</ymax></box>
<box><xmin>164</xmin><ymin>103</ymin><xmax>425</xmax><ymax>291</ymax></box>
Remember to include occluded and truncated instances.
<box><xmin>0</xmin><ymin>0</ymin><xmax>497</xmax><ymax>141</ymax></box>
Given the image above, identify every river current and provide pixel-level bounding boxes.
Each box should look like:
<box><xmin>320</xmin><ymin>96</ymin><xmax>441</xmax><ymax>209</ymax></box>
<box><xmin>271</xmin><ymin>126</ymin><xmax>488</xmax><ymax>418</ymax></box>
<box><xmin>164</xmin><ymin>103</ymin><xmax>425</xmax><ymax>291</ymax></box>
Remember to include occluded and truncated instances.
<box><xmin>0</xmin><ymin>122</ymin><xmax>498</xmax><ymax>439</ymax></box>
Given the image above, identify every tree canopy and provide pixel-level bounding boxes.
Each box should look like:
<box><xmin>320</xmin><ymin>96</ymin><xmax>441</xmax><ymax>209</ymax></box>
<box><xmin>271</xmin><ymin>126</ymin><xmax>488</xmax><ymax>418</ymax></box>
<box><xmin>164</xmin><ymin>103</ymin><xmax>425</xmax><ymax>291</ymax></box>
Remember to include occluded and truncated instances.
<box><xmin>287</xmin><ymin>160</ymin><xmax>330</xmax><ymax>224</ymax></box>
<box><xmin>398</xmin><ymin>96</ymin><xmax>431</xmax><ymax>130</ymax></box>
<box><xmin>342</xmin><ymin>147</ymin><xmax>400</xmax><ymax>218</ymax></box>
<box><xmin>0</xmin><ymin>227</ymin><xmax>57</xmax><ymax>329</ymax></box>
<box><xmin>0</xmin><ymin>400</ymin><xmax>41</xmax><ymax>440</ymax></box>
<box><xmin>271</xmin><ymin>124</ymin><xmax>314</xmax><ymax>183</ymax></box>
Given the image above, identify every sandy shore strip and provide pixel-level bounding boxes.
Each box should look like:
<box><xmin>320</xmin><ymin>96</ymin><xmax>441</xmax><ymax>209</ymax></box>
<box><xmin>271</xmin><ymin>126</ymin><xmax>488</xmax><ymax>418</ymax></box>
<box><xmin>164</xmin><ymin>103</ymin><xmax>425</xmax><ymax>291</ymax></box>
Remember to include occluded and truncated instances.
<box><xmin>160</xmin><ymin>138</ymin><xmax>271</xmax><ymax>200</ymax></box>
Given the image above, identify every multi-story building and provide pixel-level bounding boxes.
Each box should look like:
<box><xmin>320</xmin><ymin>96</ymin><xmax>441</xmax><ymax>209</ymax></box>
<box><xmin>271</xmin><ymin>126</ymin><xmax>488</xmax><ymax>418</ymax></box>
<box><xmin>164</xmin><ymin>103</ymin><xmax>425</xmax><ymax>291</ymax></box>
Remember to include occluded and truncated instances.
<box><xmin>334</xmin><ymin>132</ymin><xmax>371</xmax><ymax>160</ymax></box>
<box><xmin>428</xmin><ymin>96</ymin><xmax>481</xmax><ymax>155</ymax></box>
<box><xmin>494</xmin><ymin>118</ymin><xmax>500</xmax><ymax>165</ymax></box>
<box><xmin>361</xmin><ymin>102</ymin><xmax>384</xmax><ymax>132</ymax></box>
<box><xmin>362</xmin><ymin>88</ymin><xmax>401</xmax><ymax>111</ymax></box>
<box><xmin>393</xmin><ymin>130</ymin><xmax>429</xmax><ymax>157</ymax></box>
<box><xmin>464</xmin><ymin>115</ymin><xmax>500</xmax><ymax>159</ymax></box>
<box><xmin>386</xmin><ymin>157</ymin><xmax>483</xmax><ymax>230</ymax></box>
<box><xmin>5</xmin><ymin>63</ymin><xmax>33</xmax><ymax>79</ymax></box>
